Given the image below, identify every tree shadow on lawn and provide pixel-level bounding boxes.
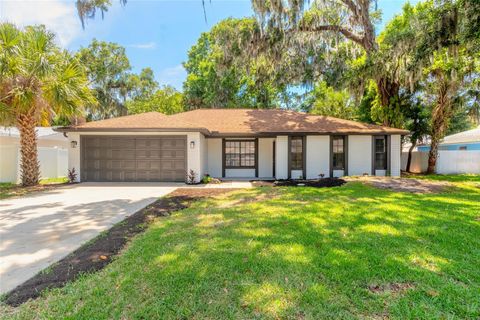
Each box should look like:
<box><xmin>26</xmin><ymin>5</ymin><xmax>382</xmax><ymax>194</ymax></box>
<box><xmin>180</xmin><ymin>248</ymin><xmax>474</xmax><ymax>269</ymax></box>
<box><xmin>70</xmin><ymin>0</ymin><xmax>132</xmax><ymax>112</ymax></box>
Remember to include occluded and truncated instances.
<box><xmin>6</xmin><ymin>183</ymin><xmax>480</xmax><ymax>319</ymax></box>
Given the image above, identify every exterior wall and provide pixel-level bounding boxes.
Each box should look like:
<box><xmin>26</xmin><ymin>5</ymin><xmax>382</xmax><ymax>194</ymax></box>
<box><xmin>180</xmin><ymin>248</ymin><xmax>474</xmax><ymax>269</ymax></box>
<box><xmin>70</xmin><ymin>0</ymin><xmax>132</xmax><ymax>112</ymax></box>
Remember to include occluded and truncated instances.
<box><xmin>187</xmin><ymin>132</ymin><xmax>203</xmax><ymax>182</ymax></box>
<box><xmin>306</xmin><ymin>135</ymin><xmax>330</xmax><ymax>179</ymax></box>
<box><xmin>70</xmin><ymin>131</ymin><xmax>202</xmax><ymax>183</ymax></box>
<box><xmin>390</xmin><ymin>135</ymin><xmax>401</xmax><ymax>177</ymax></box>
<box><xmin>67</xmin><ymin>132</ymin><xmax>81</xmax><ymax>182</ymax></box>
<box><xmin>275</xmin><ymin>136</ymin><xmax>288</xmax><ymax>179</ymax></box>
<box><xmin>348</xmin><ymin>135</ymin><xmax>372</xmax><ymax>176</ymax></box>
<box><xmin>258</xmin><ymin>138</ymin><xmax>274</xmax><ymax>178</ymax></box>
<box><xmin>225</xmin><ymin>169</ymin><xmax>256</xmax><ymax>178</ymax></box>
<box><xmin>207</xmin><ymin>138</ymin><xmax>222</xmax><ymax>178</ymax></box>
<box><xmin>419</xmin><ymin>142</ymin><xmax>480</xmax><ymax>151</ymax></box>
<box><xmin>440</xmin><ymin>142</ymin><xmax>480</xmax><ymax>151</ymax></box>
<box><xmin>199</xmin><ymin>133</ymin><xmax>207</xmax><ymax>179</ymax></box>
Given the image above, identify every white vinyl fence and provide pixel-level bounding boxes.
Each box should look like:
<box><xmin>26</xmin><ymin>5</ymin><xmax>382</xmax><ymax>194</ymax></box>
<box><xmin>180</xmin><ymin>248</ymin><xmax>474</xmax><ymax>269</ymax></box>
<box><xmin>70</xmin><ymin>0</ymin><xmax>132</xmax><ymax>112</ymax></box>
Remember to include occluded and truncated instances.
<box><xmin>0</xmin><ymin>146</ymin><xmax>68</xmax><ymax>183</ymax></box>
<box><xmin>402</xmin><ymin>151</ymin><xmax>480</xmax><ymax>174</ymax></box>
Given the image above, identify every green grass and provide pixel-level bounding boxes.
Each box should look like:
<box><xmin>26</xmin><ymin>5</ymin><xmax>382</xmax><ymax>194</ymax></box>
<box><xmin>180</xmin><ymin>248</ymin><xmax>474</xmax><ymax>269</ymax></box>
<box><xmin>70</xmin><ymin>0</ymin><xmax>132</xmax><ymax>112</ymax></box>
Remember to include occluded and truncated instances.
<box><xmin>39</xmin><ymin>177</ymin><xmax>68</xmax><ymax>185</ymax></box>
<box><xmin>2</xmin><ymin>180</ymin><xmax>480</xmax><ymax>319</ymax></box>
<box><xmin>0</xmin><ymin>182</ymin><xmax>18</xmax><ymax>200</ymax></box>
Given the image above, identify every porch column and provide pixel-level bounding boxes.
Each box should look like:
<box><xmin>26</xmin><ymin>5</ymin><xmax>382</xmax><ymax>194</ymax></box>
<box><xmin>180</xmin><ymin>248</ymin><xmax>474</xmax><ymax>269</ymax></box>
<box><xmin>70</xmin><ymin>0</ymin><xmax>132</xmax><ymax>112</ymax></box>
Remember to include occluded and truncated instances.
<box><xmin>275</xmin><ymin>135</ymin><xmax>288</xmax><ymax>179</ymax></box>
<box><xmin>390</xmin><ymin>135</ymin><xmax>401</xmax><ymax>177</ymax></box>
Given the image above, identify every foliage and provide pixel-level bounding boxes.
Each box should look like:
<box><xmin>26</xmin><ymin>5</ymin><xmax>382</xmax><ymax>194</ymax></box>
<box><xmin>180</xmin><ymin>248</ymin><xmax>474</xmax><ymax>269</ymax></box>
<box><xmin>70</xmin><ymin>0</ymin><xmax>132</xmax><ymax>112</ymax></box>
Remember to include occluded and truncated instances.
<box><xmin>3</xmin><ymin>181</ymin><xmax>480</xmax><ymax>318</ymax></box>
<box><xmin>201</xmin><ymin>174</ymin><xmax>213</xmax><ymax>184</ymax></box>
<box><xmin>125</xmin><ymin>68</ymin><xmax>159</xmax><ymax>101</ymax></box>
<box><xmin>76</xmin><ymin>39</ymin><xmax>132</xmax><ymax>120</ymax></box>
<box><xmin>303</xmin><ymin>80</ymin><xmax>356</xmax><ymax>120</ymax></box>
<box><xmin>378</xmin><ymin>0</ymin><xmax>478</xmax><ymax>172</ymax></box>
<box><xmin>0</xmin><ymin>23</ymin><xmax>94</xmax><ymax>186</ymax></box>
<box><xmin>75</xmin><ymin>0</ymin><xmax>119</xmax><ymax>28</ymax></box>
<box><xmin>67</xmin><ymin>168</ymin><xmax>78</xmax><ymax>184</ymax></box>
<box><xmin>356</xmin><ymin>81</ymin><xmax>377</xmax><ymax>123</ymax></box>
<box><xmin>126</xmin><ymin>86</ymin><xmax>184</xmax><ymax>115</ymax></box>
<box><xmin>183</xmin><ymin>18</ymin><xmax>292</xmax><ymax>109</ymax></box>
<box><xmin>186</xmin><ymin>170</ymin><xmax>197</xmax><ymax>184</ymax></box>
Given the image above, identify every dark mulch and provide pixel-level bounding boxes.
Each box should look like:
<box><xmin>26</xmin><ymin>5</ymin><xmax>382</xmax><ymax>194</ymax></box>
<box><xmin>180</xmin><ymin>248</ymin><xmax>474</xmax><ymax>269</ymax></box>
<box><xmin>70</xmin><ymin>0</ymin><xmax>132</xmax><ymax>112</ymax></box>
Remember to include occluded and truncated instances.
<box><xmin>3</xmin><ymin>188</ymin><xmax>237</xmax><ymax>307</ymax></box>
<box><xmin>252</xmin><ymin>178</ymin><xmax>346</xmax><ymax>188</ymax></box>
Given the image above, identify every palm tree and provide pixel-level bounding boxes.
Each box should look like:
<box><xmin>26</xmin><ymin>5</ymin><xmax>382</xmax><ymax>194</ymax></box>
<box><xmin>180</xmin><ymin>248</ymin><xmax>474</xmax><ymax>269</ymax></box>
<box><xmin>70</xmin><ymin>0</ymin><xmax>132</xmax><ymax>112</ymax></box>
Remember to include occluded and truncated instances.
<box><xmin>0</xmin><ymin>24</ymin><xmax>95</xmax><ymax>186</ymax></box>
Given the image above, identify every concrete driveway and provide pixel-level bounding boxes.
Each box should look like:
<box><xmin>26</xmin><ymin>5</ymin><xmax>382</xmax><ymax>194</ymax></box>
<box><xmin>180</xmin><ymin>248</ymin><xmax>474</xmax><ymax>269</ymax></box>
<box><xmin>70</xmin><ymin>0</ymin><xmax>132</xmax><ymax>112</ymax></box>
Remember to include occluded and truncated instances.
<box><xmin>0</xmin><ymin>182</ymin><xmax>180</xmax><ymax>294</ymax></box>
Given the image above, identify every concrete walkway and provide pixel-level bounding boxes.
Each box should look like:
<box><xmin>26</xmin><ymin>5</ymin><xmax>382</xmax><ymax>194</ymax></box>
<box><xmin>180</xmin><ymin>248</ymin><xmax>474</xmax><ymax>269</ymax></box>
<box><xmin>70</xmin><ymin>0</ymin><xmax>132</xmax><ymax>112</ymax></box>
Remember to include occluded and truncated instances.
<box><xmin>0</xmin><ymin>182</ymin><xmax>180</xmax><ymax>294</ymax></box>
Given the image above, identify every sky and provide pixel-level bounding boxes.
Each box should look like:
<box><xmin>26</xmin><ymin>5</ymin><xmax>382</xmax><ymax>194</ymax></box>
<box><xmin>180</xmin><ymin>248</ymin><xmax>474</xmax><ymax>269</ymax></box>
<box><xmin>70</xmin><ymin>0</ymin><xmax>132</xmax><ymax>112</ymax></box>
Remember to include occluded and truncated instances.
<box><xmin>0</xmin><ymin>0</ymin><xmax>417</xmax><ymax>90</ymax></box>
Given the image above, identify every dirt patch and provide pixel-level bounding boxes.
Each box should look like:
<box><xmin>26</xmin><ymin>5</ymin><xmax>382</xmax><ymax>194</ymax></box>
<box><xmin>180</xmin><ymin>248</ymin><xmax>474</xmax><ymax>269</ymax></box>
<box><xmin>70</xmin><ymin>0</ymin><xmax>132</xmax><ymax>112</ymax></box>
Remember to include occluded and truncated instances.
<box><xmin>252</xmin><ymin>178</ymin><xmax>346</xmax><ymax>188</ymax></box>
<box><xmin>3</xmin><ymin>188</ymin><xmax>237</xmax><ymax>307</ymax></box>
<box><xmin>368</xmin><ymin>282</ymin><xmax>415</xmax><ymax>295</ymax></box>
<box><xmin>347</xmin><ymin>176</ymin><xmax>451</xmax><ymax>193</ymax></box>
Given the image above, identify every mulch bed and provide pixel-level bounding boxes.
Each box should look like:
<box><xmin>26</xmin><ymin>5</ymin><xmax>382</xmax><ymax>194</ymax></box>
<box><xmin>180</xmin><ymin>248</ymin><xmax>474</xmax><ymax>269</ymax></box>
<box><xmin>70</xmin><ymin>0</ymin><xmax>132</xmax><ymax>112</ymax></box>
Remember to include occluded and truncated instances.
<box><xmin>3</xmin><ymin>188</ymin><xmax>236</xmax><ymax>307</ymax></box>
<box><xmin>252</xmin><ymin>178</ymin><xmax>347</xmax><ymax>188</ymax></box>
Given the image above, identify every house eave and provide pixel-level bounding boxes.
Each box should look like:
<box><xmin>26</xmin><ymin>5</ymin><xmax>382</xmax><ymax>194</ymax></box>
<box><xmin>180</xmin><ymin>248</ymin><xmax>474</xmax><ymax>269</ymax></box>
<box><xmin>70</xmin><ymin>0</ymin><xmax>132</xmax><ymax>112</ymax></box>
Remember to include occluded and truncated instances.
<box><xmin>54</xmin><ymin>127</ymin><xmax>211</xmax><ymax>135</ymax></box>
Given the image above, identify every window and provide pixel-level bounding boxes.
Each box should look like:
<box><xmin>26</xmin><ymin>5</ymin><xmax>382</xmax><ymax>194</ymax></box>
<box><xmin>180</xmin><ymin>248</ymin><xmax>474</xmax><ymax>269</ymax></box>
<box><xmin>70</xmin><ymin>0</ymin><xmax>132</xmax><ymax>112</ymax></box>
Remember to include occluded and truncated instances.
<box><xmin>332</xmin><ymin>136</ymin><xmax>345</xmax><ymax>170</ymax></box>
<box><xmin>225</xmin><ymin>140</ymin><xmax>255</xmax><ymax>168</ymax></box>
<box><xmin>291</xmin><ymin>137</ymin><xmax>303</xmax><ymax>170</ymax></box>
<box><xmin>374</xmin><ymin>136</ymin><xmax>387</xmax><ymax>170</ymax></box>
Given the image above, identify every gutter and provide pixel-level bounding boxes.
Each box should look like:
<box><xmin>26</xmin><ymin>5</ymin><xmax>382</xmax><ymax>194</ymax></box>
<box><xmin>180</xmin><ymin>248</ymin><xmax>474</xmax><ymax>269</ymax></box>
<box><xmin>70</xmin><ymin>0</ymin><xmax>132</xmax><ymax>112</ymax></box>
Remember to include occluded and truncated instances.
<box><xmin>53</xmin><ymin>127</ymin><xmax>211</xmax><ymax>135</ymax></box>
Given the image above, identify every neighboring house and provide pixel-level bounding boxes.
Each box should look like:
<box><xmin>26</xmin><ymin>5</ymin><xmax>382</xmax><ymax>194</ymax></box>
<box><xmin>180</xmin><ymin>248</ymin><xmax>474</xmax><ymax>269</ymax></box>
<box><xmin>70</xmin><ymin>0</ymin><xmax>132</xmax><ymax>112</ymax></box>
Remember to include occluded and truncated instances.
<box><xmin>402</xmin><ymin>126</ymin><xmax>480</xmax><ymax>174</ymax></box>
<box><xmin>417</xmin><ymin>126</ymin><xmax>480</xmax><ymax>152</ymax></box>
<box><xmin>56</xmin><ymin>109</ymin><xmax>408</xmax><ymax>183</ymax></box>
<box><xmin>0</xmin><ymin>127</ymin><xmax>68</xmax><ymax>183</ymax></box>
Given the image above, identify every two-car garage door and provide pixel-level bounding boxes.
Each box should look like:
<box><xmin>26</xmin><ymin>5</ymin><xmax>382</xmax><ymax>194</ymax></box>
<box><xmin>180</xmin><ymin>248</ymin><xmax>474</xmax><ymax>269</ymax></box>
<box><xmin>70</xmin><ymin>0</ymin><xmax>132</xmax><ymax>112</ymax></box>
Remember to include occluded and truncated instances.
<box><xmin>81</xmin><ymin>136</ymin><xmax>187</xmax><ymax>182</ymax></box>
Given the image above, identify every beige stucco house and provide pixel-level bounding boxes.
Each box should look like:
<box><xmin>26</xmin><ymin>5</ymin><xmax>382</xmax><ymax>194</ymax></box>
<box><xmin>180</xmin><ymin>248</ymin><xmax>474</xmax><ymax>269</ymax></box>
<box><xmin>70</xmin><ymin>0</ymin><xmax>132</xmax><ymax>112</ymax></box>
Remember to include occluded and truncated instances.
<box><xmin>56</xmin><ymin>109</ymin><xmax>408</xmax><ymax>183</ymax></box>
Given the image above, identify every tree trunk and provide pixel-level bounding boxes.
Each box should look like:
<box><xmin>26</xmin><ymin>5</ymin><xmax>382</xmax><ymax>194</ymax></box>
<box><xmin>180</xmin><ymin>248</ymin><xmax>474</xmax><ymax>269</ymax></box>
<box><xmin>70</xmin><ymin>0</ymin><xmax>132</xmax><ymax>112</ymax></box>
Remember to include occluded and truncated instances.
<box><xmin>427</xmin><ymin>135</ymin><xmax>439</xmax><ymax>174</ymax></box>
<box><xmin>16</xmin><ymin>112</ymin><xmax>40</xmax><ymax>186</ymax></box>
<box><xmin>406</xmin><ymin>140</ymin><xmax>416</xmax><ymax>173</ymax></box>
<box><xmin>376</xmin><ymin>77</ymin><xmax>401</xmax><ymax>127</ymax></box>
<box><xmin>427</xmin><ymin>80</ymin><xmax>452</xmax><ymax>174</ymax></box>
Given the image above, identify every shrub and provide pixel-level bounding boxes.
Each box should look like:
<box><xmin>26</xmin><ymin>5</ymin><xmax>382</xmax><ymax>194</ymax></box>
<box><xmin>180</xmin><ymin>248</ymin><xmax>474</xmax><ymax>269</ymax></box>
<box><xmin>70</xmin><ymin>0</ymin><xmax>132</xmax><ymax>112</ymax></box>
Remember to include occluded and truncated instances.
<box><xmin>67</xmin><ymin>168</ymin><xmax>77</xmax><ymax>183</ymax></box>
<box><xmin>202</xmin><ymin>174</ymin><xmax>212</xmax><ymax>184</ymax></box>
<box><xmin>186</xmin><ymin>170</ymin><xmax>197</xmax><ymax>184</ymax></box>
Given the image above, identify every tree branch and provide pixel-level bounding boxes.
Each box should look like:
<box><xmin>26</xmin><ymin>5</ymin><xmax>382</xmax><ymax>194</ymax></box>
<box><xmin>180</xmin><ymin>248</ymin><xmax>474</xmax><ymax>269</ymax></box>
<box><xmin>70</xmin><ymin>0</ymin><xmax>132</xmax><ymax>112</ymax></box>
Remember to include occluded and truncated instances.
<box><xmin>298</xmin><ymin>25</ymin><xmax>365</xmax><ymax>47</ymax></box>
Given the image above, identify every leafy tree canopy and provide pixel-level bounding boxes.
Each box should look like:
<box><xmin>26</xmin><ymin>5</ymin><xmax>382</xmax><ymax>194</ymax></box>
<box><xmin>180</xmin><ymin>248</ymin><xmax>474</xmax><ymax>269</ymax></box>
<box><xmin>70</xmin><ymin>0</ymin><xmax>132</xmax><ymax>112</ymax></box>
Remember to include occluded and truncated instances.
<box><xmin>183</xmin><ymin>18</ymin><xmax>297</xmax><ymax>109</ymax></box>
<box><xmin>126</xmin><ymin>85</ymin><xmax>184</xmax><ymax>115</ymax></box>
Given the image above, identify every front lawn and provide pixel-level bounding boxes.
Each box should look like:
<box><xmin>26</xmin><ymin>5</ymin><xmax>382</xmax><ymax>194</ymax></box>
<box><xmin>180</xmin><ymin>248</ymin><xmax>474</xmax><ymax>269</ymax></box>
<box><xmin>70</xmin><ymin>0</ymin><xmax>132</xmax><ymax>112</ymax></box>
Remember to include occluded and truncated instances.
<box><xmin>2</xmin><ymin>178</ymin><xmax>480</xmax><ymax>319</ymax></box>
<box><xmin>0</xmin><ymin>177</ymin><xmax>68</xmax><ymax>200</ymax></box>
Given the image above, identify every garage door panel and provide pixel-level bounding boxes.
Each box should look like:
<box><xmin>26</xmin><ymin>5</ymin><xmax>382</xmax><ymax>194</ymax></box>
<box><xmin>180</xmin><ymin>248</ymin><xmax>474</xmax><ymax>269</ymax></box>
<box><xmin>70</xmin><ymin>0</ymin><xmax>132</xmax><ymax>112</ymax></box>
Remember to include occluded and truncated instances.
<box><xmin>111</xmin><ymin>149</ymin><xmax>135</xmax><ymax>160</ymax></box>
<box><xmin>82</xmin><ymin>136</ymin><xmax>186</xmax><ymax>182</ymax></box>
<box><xmin>136</xmin><ymin>150</ymin><xmax>163</xmax><ymax>159</ymax></box>
<box><xmin>111</xmin><ymin>138</ymin><xmax>135</xmax><ymax>149</ymax></box>
<box><xmin>136</xmin><ymin>139</ymin><xmax>162</xmax><ymax>149</ymax></box>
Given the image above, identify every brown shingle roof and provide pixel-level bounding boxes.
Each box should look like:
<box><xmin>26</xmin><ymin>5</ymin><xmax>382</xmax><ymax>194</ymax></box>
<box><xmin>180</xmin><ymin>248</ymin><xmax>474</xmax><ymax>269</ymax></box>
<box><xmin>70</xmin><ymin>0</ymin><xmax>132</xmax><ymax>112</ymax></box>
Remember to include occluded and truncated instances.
<box><xmin>168</xmin><ymin>109</ymin><xmax>408</xmax><ymax>135</ymax></box>
<box><xmin>59</xmin><ymin>109</ymin><xmax>408</xmax><ymax>135</ymax></box>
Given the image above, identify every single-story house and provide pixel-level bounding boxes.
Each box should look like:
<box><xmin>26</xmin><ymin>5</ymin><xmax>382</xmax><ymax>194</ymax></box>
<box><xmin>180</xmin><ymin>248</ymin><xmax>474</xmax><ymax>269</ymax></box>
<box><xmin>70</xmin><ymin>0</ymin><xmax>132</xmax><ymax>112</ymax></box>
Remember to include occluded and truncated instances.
<box><xmin>0</xmin><ymin>127</ymin><xmax>68</xmax><ymax>183</ymax></box>
<box><xmin>56</xmin><ymin>109</ymin><xmax>408</xmax><ymax>183</ymax></box>
<box><xmin>417</xmin><ymin>126</ymin><xmax>480</xmax><ymax>152</ymax></box>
